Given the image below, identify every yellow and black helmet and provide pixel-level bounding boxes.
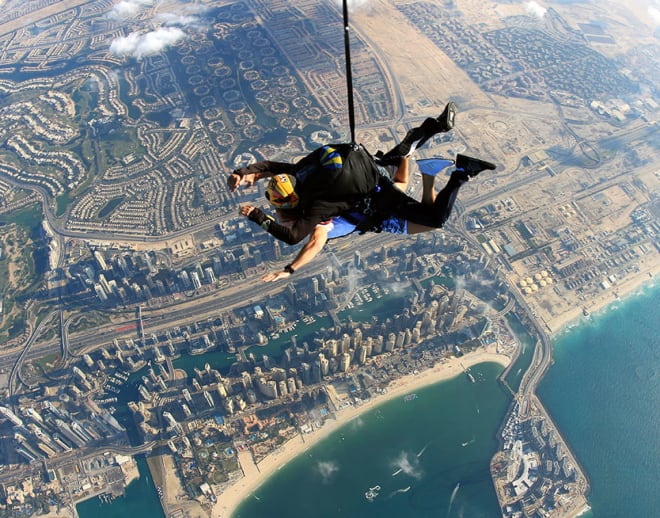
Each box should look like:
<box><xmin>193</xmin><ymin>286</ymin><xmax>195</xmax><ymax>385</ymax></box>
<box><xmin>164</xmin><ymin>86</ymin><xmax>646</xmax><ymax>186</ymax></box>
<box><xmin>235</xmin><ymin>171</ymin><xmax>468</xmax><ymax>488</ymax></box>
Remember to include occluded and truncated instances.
<box><xmin>265</xmin><ymin>174</ymin><xmax>299</xmax><ymax>209</ymax></box>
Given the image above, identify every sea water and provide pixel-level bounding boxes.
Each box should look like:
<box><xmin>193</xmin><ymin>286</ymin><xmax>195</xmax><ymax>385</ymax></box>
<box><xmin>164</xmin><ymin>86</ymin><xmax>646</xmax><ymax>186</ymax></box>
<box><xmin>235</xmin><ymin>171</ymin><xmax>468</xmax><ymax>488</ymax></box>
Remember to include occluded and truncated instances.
<box><xmin>233</xmin><ymin>362</ymin><xmax>509</xmax><ymax>518</ymax></box>
<box><xmin>76</xmin><ymin>456</ymin><xmax>165</xmax><ymax>518</ymax></box>
<box><xmin>538</xmin><ymin>283</ymin><xmax>660</xmax><ymax>516</ymax></box>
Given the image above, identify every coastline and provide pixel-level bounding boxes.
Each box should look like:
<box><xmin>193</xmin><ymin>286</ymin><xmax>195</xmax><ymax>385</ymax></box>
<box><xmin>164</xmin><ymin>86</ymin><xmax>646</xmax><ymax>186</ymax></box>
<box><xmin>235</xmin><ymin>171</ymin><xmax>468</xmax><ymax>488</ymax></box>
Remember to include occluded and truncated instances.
<box><xmin>214</xmin><ymin>348</ymin><xmax>511</xmax><ymax>518</ymax></box>
<box><xmin>541</xmin><ymin>262</ymin><xmax>659</xmax><ymax>335</ymax></box>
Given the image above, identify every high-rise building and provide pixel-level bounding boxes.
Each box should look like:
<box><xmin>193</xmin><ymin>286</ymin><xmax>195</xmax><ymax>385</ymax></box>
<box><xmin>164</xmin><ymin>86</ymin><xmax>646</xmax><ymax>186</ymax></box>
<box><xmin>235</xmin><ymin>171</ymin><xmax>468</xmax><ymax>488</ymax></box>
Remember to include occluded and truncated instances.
<box><xmin>340</xmin><ymin>352</ymin><xmax>351</xmax><ymax>372</ymax></box>
<box><xmin>205</xmin><ymin>267</ymin><xmax>216</xmax><ymax>284</ymax></box>
<box><xmin>340</xmin><ymin>334</ymin><xmax>351</xmax><ymax>354</ymax></box>
<box><xmin>241</xmin><ymin>371</ymin><xmax>252</xmax><ymax>390</ymax></box>
<box><xmin>385</xmin><ymin>333</ymin><xmax>396</xmax><ymax>352</ymax></box>
<box><xmin>353</xmin><ymin>328</ymin><xmax>363</xmax><ymax>348</ymax></box>
<box><xmin>191</xmin><ymin>271</ymin><xmax>202</xmax><ymax>290</ymax></box>
<box><xmin>179</xmin><ymin>270</ymin><xmax>191</xmax><ymax>289</ymax></box>
<box><xmin>373</xmin><ymin>335</ymin><xmax>384</xmax><ymax>354</ymax></box>
<box><xmin>94</xmin><ymin>284</ymin><xmax>108</xmax><ymax>302</ymax></box>
<box><xmin>94</xmin><ymin>250</ymin><xmax>107</xmax><ymax>271</ymax></box>
<box><xmin>300</xmin><ymin>362</ymin><xmax>312</xmax><ymax>385</ymax></box>
<box><xmin>320</xmin><ymin>354</ymin><xmax>329</xmax><ymax>377</ymax></box>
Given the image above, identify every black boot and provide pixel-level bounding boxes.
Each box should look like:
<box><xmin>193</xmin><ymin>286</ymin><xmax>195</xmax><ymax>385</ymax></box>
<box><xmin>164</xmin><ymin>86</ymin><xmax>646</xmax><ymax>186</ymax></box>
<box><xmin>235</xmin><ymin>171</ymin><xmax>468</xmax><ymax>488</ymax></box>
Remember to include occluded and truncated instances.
<box><xmin>377</xmin><ymin>102</ymin><xmax>458</xmax><ymax>165</ymax></box>
<box><xmin>426</xmin><ymin>101</ymin><xmax>457</xmax><ymax>133</ymax></box>
<box><xmin>455</xmin><ymin>154</ymin><xmax>496</xmax><ymax>178</ymax></box>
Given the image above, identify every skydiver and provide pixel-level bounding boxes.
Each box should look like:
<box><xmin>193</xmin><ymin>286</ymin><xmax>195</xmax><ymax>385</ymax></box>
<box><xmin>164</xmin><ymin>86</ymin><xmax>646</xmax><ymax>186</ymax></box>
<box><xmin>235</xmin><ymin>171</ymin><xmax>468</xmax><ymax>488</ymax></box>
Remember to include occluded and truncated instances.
<box><xmin>249</xmin><ymin>153</ymin><xmax>495</xmax><ymax>281</ymax></box>
<box><xmin>228</xmin><ymin>103</ymin><xmax>458</xmax><ymax>244</ymax></box>
<box><xmin>227</xmin><ymin>102</ymin><xmax>495</xmax><ymax>278</ymax></box>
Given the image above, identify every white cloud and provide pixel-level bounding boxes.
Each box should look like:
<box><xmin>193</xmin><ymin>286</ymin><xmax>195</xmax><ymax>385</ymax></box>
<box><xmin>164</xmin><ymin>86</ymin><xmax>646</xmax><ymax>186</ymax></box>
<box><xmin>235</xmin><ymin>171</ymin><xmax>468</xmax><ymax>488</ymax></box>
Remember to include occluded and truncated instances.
<box><xmin>109</xmin><ymin>27</ymin><xmax>186</xmax><ymax>59</ymax></box>
<box><xmin>316</xmin><ymin>461</ymin><xmax>339</xmax><ymax>483</ymax></box>
<box><xmin>156</xmin><ymin>12</ymin><xmax>202</xmax><ymax>28</ymax></box>
<box><xmin>649</xmin><ymin>6</ymin><xmax>660</xmax><ymax>25</ymax></box>
<box><xmin>109</xmin><ymin>0</ymin><xmax>156</xmax><ymax>20</ymax></box>
<box><xmin>391</xmin><ymin>451</ymin><xmax>423</xmax><ymax>480</ymax></box>
<box><xmin>334</xmin><ymin>0</ymin><xmax>371</xmax><ymax>12</ymax></box>
<box><xmin>525</xmin><ymin>1</ymin><xmax>547</xmax><ymax>19</ymax></box>
<box><xmin>108</xmin><ymin>1</ymin><xmax>208</xmax><ymax>60</ymax></box>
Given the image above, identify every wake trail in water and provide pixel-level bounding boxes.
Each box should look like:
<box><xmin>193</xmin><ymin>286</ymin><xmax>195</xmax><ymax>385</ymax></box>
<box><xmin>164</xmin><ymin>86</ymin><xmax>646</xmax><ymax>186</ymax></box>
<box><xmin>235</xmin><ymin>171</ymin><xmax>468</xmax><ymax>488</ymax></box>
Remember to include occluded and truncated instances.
<box><xmin>391</xmin><ymin>468</ymin><xmax>403</xmax><ymax>477</ymax></box>
<box><xmin>446</xmin><ymin>482</ymin><xmax>460</xmax><ymax>518</ymax></box>
<box><xmin>417</xmin><ymin>441</ymin><xmax>431</xmax><ymax>458</ymax></box>
<box><xmin>387</xmin><ymin>486</ymin><xmax>411</xmax><ymax>499</ymax></box>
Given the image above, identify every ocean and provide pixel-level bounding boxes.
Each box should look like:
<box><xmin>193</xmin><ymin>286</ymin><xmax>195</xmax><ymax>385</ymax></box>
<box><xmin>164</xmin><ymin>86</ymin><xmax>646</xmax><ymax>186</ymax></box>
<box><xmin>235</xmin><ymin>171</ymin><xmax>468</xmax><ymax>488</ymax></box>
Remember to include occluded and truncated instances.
<box><xmin>76</xmin><ymin>456</ymin><xmax>165</xmax><ymax>518</ymax></box>
<box><xmin>233</xmin><ymin>362</ymin><xmax>510</xmax><ymax>518</ymax></box>
<box><xmin>537</xmin><ymin>283</ymin><xmax>660</xmax><ymax>517</ymax></box>
<box><xmin>76</xmin><ymin>283</ymin><xmax>660</xmax><ymax>517</ymax></box>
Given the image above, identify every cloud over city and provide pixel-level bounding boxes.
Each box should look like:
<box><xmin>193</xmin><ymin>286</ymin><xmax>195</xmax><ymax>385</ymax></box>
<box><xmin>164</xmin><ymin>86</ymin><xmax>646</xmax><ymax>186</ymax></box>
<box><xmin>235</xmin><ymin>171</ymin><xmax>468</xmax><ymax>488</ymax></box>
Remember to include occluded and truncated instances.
<box><xmin>108</xmin><ymin>0</ymin><xmax>207</xmax><ymax>59</ymax></box>
<box><xmin>525</xmin><ymin>1</ymin><xmax>547</xmax><ymax>19</ymax></box>
<box><xmin>109</xmin><ymin>27</ymin><xmax>186</xmax><ymax>59</ymax></box>
<box><xmin>334</xmin><ymin>0</ymin><xmax>372</xmax><ymax>12</ymax></box>
<box><xmin>109</xmin><ymin>0</ymin><xmax>156</xmax><ymax>20</ymax></box>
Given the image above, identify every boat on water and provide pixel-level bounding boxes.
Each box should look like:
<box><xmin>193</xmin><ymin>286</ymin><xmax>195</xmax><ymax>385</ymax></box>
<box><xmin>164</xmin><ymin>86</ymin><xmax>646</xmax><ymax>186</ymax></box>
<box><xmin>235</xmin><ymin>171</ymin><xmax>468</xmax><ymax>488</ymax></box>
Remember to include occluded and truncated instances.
<box><xmin>404</xmin><ymin>393</ymin><xmax>418</xmax><ymax>402</ymax></box>
<box><xmin>365</xmin><ymin>484</ymin><xmax>381</xmax><ymax>502</ymax></box>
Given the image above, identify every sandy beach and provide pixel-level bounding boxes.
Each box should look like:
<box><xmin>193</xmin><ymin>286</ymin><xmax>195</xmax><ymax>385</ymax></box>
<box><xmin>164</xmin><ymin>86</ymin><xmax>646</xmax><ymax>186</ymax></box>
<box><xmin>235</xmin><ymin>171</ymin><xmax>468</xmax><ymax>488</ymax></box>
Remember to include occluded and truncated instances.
<box><xmin>213</xmin><ymin>349</ymin><xmax>510</xmax><ymax>518</ymax></box>
<box><xmin>542</xmin><ymin>263</ymin><xmax>659</xmax><ymax>334</ymax></box>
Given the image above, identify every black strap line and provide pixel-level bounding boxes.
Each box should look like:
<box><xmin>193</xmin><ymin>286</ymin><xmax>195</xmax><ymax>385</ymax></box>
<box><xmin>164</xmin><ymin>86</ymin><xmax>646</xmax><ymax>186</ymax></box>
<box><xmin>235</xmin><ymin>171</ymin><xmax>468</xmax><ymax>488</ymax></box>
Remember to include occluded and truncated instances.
<box><xmin>342</xmin><ymin>0</ymin><xmax>356</xmax><ymax>145</ymax></box>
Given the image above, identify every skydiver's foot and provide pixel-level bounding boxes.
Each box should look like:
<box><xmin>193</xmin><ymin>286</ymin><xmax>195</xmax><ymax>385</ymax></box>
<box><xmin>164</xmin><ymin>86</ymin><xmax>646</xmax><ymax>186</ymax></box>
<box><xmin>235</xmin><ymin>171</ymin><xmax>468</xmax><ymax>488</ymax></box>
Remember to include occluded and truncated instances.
<box><xmin>430</xmin><ymin>101</ymin><xmax>457</xmax><ymax>133</ymax></box>
<box><xmin>378</xmin><ymin>103</ymin><xmax>457</xmax><ymax>164</ymax></box>
<box><xmin>417</xmin><ymin>157</ymin><xmax>455</xmax><ymax>177</ymax></box>
<box><xmin>454</xmin><ymin>154</ymin><xmax>496</xmax><ymax>180</ymax></box>
<box><xmin>374</xmin><ymin>150</ymin><xmax>403</xmax><ymax>167</ymax></box>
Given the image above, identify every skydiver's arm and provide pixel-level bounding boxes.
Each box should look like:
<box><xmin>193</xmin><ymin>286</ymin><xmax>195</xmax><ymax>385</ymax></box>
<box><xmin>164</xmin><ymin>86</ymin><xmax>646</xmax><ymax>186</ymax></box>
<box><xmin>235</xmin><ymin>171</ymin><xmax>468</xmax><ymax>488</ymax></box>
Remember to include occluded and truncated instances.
<box><xmin>241</xmin><ymin>206</ymin><xmax>318</xmax><ymax>245</ymax></box>
<box><xmin>228</xmin><ymin>160</ymin><xmax>294</xmax><ymax>192</ymax></box>
<box><xmin>262</xmin><ymin>224</ymin><xmax>329</xmax><ymax>282</ymax></box>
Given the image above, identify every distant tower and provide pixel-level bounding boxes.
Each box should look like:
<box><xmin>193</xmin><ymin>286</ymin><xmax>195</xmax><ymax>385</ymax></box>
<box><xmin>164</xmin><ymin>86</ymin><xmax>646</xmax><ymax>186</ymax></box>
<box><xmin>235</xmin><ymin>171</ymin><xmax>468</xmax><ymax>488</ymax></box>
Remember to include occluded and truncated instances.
<box><xmin>94</xmin><ymin>250</ymin><xmax>107</xmax><ymax>271</ymax></box>
<box><xmin>205</xmin><ymin>267</ymin><xmax>216</xmax><ymax>284</ymax></box>
<box><xmin>352</xmin><ymin>328</ymin><xmax>363</xmax><ymax>348</ymax></box>
<box><xmin>191</xmin><ymin>271</ymin><xmax>202</xmax><ymax>290</ymax></box>
<box><xmin>340</xmin><ymin>352</ymin><xmax>351</xmax><ymax>372</ymax></box>
<box><xmin>319</xmin><ymin>353</ymin><xmax>329</xmax><ymax>377</ymax></box>
<box><xmin>94</xmin><ymin>284</ymin><xmax>108</xmax><ymax>302</ymax></box>
<box><xmin>340</xmin><ymin>334</ymin><xmax>351</xmax><ymax>354</ymax></box>
<box><xmin>385</xmin><ymin>333</ymin><xmax>396</xmax><ymax>352</ymax></box>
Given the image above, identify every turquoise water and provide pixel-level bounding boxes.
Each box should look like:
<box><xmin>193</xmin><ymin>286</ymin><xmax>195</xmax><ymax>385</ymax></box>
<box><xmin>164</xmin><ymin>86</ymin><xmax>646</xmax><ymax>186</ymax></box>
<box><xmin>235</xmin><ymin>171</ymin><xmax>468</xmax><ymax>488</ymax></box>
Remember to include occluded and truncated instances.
<box><xmin>77</xmin><ymin>456</ymin><xmax>165</xmax><ymax>518</ymax></box>
<box><xmin>233</xmin><ymin>362</ymin><xmax>510</xmax><ymax>518</ymax></box>
<box><xmin>538</xmin><ymin>283</ymin><xmax>660</xmax><ymax>516</ymax></box>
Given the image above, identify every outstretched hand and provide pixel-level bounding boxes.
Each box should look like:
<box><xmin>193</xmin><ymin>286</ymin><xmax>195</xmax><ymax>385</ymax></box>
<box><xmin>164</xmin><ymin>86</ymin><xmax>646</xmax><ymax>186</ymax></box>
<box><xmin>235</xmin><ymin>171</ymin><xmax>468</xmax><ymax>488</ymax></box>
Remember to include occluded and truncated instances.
<box><xmin>239</xmin><ymin>205</ymin><xmax>255</xmax><ymax>218</ymax></box>
<box><xmin>227</xmin><ymin>171</ymin><xmax>257</xmax><ymax>192</ymax></box>
<box><xmin>262</xmin><ymin>270</ymin><xmax>291</xmax><ymax>282</ymax></box>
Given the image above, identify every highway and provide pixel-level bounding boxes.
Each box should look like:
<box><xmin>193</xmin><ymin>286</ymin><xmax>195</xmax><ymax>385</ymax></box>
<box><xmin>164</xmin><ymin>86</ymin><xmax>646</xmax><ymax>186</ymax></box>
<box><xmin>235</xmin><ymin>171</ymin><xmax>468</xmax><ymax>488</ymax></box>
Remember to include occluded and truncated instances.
<box><xmin>0</xmin><ymin>232</ymin><xmax>392</xmax><ymax>385</ymax></box>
